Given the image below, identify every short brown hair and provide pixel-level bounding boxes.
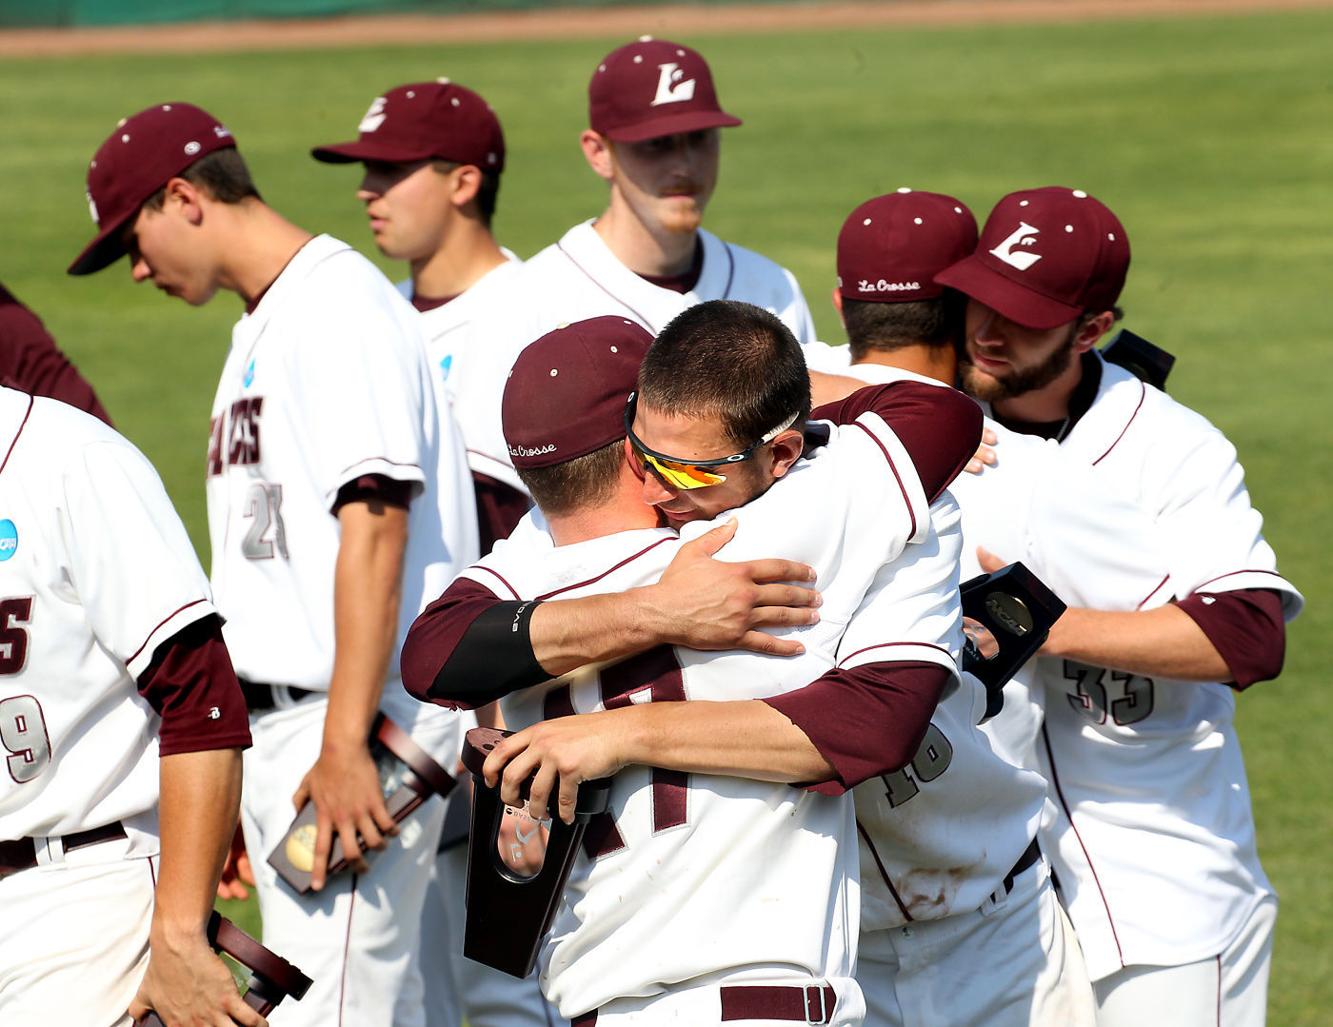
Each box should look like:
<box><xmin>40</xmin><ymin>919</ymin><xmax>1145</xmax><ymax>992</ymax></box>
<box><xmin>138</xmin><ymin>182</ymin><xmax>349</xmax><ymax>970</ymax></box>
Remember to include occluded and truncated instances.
<box><xmin>640</xmin><ymin>301</ymin><xmax>810</xmax><ymax>449</ymax></box>
<box><xmin>515</xmin><ymin>439</ymin><xmax>624</xmax><ymax>517</ymax></box>
<box><xmin>842</xmin><ymin>293</ymin><xmax>962</xmax><ymax>361</ymax></box>
<box><xmin>143</xmin><ymin>148</ymin><xmax>261</xmax><ymax>209</ymax></box>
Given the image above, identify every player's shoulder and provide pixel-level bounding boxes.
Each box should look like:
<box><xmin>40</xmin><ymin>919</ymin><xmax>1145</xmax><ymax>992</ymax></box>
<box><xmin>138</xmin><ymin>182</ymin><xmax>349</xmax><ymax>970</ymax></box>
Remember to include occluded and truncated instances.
<box><xmin>1092</xmin><ymin>354</ymin><xmax>1230</xmax><ymax>454</ymax></box>
<box><xmin>0</xmin><ymin>387</ymin><xmax>154</xmax><ymax>487</ymax></box>
<box><xmin>701</xmin><ymin>228</ymin><xmax>793</xmax><ymax>281</ymax></box>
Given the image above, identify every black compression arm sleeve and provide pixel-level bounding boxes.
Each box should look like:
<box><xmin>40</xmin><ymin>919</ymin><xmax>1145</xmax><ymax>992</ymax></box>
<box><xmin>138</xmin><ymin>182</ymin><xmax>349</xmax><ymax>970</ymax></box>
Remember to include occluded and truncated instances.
<box><xmin>428</xmin><ymin>599</ymin><xmax>549</xmax><ymax>708</ymax></box>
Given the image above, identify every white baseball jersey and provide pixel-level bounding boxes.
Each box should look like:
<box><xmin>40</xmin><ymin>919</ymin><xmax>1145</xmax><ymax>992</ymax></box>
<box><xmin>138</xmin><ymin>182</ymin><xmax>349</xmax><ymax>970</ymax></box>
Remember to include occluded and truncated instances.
<box><xmin>1026</xmin><ymin>355</ymin><xmax>1302</xmax><ymax>980</ymax></box>
<box><xmin>205</xmin><ymin>234</ymin><xmax>478</xmax><ymax>729</ymax></box>
<box><xmin>397</xmin><ymin>253</ymin><xmax>527</xmax><ymax>494</ymax></box>
<box><xmin>460</xmin><ymin>407</ymin><xmax>961</xmax><ymax>1017</ymax></box>
<box><xmin>0</xmin><ymin>387</ymin><xmax>217</xmax><ymax>844</ymax></box>
<box><xmin>841</xmin><ymin>362</ymin><xmax>1174</xmax><ymax>771</ymax></box>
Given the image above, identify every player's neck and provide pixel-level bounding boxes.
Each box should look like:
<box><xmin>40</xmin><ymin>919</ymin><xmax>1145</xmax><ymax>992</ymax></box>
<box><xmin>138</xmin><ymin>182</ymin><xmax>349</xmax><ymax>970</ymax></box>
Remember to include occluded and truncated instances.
<box><xmin>411</xmin><ymin>220</ymin><xmax>507</xmax><ymax>301</ymax></box>
<box><xmin>851</xmin><ymin>342</ymin><xmax>956</xmax><ymax>385</ymax></box>
<box><xmin>547</xmin><ymin>498</ymin><xmax>661</xmax><ymax>547</ymax></box>
<box><xmin>990</xmin><ymin>356</ymin><xmax>1085</xmax><ymax>424</ymax></box>
<box><xmin>593</xmin><ymin>198</ymin><xmax>698</xmax><ymax>278</ymax></box>
<box><xmin>215</xmin><ymin>201</ymin><xmax>315</xmax><ymax>308</ymax></box>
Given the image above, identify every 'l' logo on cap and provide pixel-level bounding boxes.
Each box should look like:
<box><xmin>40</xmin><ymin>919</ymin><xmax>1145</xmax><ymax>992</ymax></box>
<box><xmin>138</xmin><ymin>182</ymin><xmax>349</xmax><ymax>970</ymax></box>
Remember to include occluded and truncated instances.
<box><xmin>651</xmin><ymin>63</ymin><xmax>696</xmax><ymax>106</ymax></box>
<box><xmin>990</xmin><ymin>222</ymin><xmax>1043</xmax><ymax>271</ymax></box>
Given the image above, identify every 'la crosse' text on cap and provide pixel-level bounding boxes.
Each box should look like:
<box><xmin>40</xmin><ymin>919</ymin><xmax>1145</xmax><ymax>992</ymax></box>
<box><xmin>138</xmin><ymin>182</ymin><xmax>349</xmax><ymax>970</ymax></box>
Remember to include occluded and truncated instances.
<box><xmin>69</xmin><ymin>103</ymin><xmax>237</xmax><ymax>276</ymax></box>
<box><xmin>589</xmin><ymin>36</ymin><xmax>742</xmax><ymax>143</ymax></box>
<box><xmin>837</xmin><ymin>189</ymin><xmax>978</xmax><ymax>303</ymax></box>
<box><xmin>934</xmin><ymin>186</ymin><xmax>1130</xmax><ymax>330</ymax></box>
<box><xmin>502</xmin><ymin>317</ymin><xmax>653</xmax><ymax>470</ymax></box>
<box><xmin>311</xmin><ymin>79</ymin><xmax>505</xmax><ymax>172</ymax></box>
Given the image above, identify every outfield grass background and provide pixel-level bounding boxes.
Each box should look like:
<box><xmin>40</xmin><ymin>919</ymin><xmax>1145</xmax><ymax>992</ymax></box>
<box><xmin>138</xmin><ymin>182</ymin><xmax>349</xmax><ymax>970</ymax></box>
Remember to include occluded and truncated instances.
<box><xmin>2</xmin><ymin>8</ymin><xmax>1330</xmax><ymax>1021</ymax></box>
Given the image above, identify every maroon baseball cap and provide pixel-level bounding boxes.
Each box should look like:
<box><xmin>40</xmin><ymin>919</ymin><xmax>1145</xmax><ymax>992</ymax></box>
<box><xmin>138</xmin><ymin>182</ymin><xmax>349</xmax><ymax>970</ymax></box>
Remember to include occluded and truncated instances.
<box><xmin>503</xmin><ymin>317</ymin><xmax>652</xmax><ymax>470</ymax></box>
<box><xmin>589</xmin><ymin>37</ymin><xmax>742</xmax><ymax>143</ymax></box>
<box><xmin>935</xmin><ymin>186</ymin><xmax>1130</xmax><ymax>330</ymax></box>
<box><xmin>68</xmin><ymin>102</ymin><xmax>236</xmax><ymax>276</ymax></box>
<box><xmin>837</xmin><ymin>189</ymin><xmax>978</xmax><ymax>302</ymax></box>
<box><xmin>311</xmin><ymin>79</ymin><xmax>505</xmax><ymax>173</ymax></box>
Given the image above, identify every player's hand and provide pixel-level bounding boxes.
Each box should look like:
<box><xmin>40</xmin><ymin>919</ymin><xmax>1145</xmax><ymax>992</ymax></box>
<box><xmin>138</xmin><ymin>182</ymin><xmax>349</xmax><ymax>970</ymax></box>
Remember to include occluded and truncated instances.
<box><xmin>215</xmin><ymin>822</ymin><xmax>255</xmax><ymax>901</ymax></box>
<box><xmin>976</xmin><ymin>546</ymin><xmax>1006</xmax><ymax>575</ymax></box>
<box><xmin>496</xmin><ymin>804</ymin><xmax>550</xmax><ymax>876</ymax></box>
<box><xmin>129</xmin><ymin>922</ymin><xmax>266</xmax><ymax>1026</ymax></box>
<box><xmin>649</xmin><ymin>519</ymin><xmax>821</xmax><ymax>656</ymax></box>
<box><xmin>965</xmin><ymin>426</ymin><xmax>999</xmax><ymax>474</ymax></box>
<box><xmin>292</xmin><ymin>740</ymin><xmax>397</xmax><ymax>891</ymax></box>
<box><xmin>483</xmin><ymin>712</ymin><xmax>630</xmax><ymax>825</ymax></box>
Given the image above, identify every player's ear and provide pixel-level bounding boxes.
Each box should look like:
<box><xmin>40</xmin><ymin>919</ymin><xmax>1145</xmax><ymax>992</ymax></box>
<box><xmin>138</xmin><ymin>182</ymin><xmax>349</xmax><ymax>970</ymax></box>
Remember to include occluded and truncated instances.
<box><xmin>163</xmin><ymin>177</ymin><xmax>206</xmax><ymax>226</ymax></box>
<box><xmin>580</xmin><ymin>130</ymin><xmax>614</xmax><ymax>183</ymax></box>
<box><xmin>767</xmin><ymin>429</ymin><xmax>805</xmax><ymax>480</ymax></box>
<box><xmin>451</xmin><ymin>164</ymin><xmax>484</xmax><ymax>210</ymax></box>
<box><xmin>1074</xmin><ymin>310</ymin><xmax>1116</xmax><ymax>353</ymax></box>
<box><xmin>830</xmin><ymin>288</ymin><xmax>843</xmax><ymax>320</ymax></box>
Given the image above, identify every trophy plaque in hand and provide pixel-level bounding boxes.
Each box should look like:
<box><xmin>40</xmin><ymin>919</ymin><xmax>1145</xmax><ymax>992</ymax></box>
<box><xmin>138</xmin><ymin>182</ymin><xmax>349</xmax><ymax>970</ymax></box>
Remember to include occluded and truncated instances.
<box><xmin>135</xmin><ymin>911</ymin><xmax>312</xmax><ymax>1025</ymax></box>
<box><xmin>961</xmin><ymin>562</ymin><xmax>1067</xmax><ymax>721</ymax></box>
<box><xmin>461</xmin><ymin>726</ymin><xmax>613</xmax><ymax>978</ymax></box>
<box><xmin>268</xmin><ymin>712</ymin><xmax>457</xmax><ymax>893</ymax></box>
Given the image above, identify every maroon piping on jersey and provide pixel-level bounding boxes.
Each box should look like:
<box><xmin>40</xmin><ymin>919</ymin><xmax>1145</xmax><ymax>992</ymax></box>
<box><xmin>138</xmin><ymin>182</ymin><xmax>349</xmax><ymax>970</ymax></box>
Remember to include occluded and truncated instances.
<box><xmin>1040</xmin><ymin>722</ymin><xmax>1126</xmax><ymax>968</ymax></box>
<box><xmin>1135</xmin><ymin>573</ymin><xmax>1171</xmax><ymax>610</ymax></box>
<box><xmin>0</xmin><ymin>393</ymin><xmax>34</xmax><ymax>475</ymax></box>
<box><xmin>126</xmin><ymin>598</ymin><xmax>210</xmax><ymax>665</ymax></box>
<box><xmin>469</xmin><ymin>565</ymin><xmax>521</xmax><ymax>600</ymax></box>
<box><xmin>337</xmin><ymin>873</ymin><xmax>359</xmax><ymax>1027</ymax></box>
<box><xmin>556</xmin><ymin>241</ymin><xmax>655</xmax><ymax>330</ymax></box>
<box><xmin>535</xmin><ymin>536</ymin><xmax>675</xmax><ymax>602</ymax></box>
<box><xmin>857</xmin><ymin>820</ymin><xmax>914</xmax><ymax>922</ymax></box>
<box><xmin>1091</xmin><ymin>379</ymin><xmax>1146</xmax><ymax>466</ymax></box>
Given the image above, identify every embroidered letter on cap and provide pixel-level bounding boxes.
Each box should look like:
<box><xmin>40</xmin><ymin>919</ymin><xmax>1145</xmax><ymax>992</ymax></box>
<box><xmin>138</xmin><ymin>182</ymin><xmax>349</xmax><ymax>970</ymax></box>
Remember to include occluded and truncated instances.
<box><xmin>651</xmin><ymin>63</ymin><xmax>697</xmax><ymax>106</ymax></box>
<box><xmin>989</xmin><ymin>221</ymin><xmax>1043</xmax><ymax>271</ymax></box>
<box><xmin>358</xmin><ymin>97</ymin><xmax>388</xmax><ymax>133</ymax></box>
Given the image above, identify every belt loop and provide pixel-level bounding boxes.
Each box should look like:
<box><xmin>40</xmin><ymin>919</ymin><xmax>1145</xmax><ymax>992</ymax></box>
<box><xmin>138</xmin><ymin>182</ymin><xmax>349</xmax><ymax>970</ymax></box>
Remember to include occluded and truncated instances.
<box><xmin>804</xmin><ymin>984</ymin><xmax>830</xmax><ymax>1025</ymax></box>
<box><xmin>34</xmin><ymin>835</ymin><xmax>65</xmax><ymax>867</ymax></box>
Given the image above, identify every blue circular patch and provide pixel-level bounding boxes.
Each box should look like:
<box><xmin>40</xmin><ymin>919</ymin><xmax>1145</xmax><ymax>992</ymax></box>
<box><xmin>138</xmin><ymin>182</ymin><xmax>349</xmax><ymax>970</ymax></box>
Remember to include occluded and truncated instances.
<box><xmin>0</xmin><ymin>519</ymin><xmax>17</xmax><ymax>562</ymax></box>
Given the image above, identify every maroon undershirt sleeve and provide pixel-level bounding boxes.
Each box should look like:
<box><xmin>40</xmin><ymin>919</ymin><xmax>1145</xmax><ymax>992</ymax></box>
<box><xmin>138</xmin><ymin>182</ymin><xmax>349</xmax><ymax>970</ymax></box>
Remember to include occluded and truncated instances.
<box><xmin>764</xmin><ymin>660</ymin><xmax>952</xmax><ymax>795</ymax></box>
<box><xmin>331</xmin><ymin>472</ymin><xmax>416</xmax><ymax>515</ymax></box>
<box><xmin>473</xmin><ymin>472</ymin><xmax>532</xmax><ymax>553</ymax></box>
<box><xmin>135</xmin><ymin>615</ymin><xmax>252</xmax><ymax>757</ymax></box>
<box><xmin>401</xmin><ymin>578</ymin><xmax>504</xmax><ymax>707</ymax></box>
<box><xmin>0</xmin><ymin>285</ymin><xmax>112</xmax><ymax>426</ymax></box>
<box><xmin>1175</xmin><ymin>588</ymin><xmax>1286</xmax><ymax>690</ymax></box>
<box><xmin>811</xmin><ymin>382</ymin><xmax>983</xmax><ymax>502</ymax></box>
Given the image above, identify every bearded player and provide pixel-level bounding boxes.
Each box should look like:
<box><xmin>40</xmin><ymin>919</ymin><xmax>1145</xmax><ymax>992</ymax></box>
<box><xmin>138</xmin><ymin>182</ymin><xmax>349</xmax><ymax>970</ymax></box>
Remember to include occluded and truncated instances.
<box><xmin>935</xmin><ymin>186</ymin><xmax>1303</xmax><ymax>1025</ymax></box>
<box><xmin>70</xmin><ymin>102</ymin><xmax>477</xmax><ymax>1026</ymax></box>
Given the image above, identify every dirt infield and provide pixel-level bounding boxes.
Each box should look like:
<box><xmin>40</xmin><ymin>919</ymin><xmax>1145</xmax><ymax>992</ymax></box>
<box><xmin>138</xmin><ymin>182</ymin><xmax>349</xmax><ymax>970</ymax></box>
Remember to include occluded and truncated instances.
<box><xmin>2</xmin><ymin>0</ymin><xmax>1329</xmax><ymax>58</ymax></box>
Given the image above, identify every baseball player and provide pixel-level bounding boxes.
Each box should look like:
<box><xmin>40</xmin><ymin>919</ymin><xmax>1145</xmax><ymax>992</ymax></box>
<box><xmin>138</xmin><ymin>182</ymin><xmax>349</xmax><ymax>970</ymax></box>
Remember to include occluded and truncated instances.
<box><xmin>934</xmin><ymin>186</ymin><xmax>1304</xmax><ymax>1025</ymax></box>
<box><xmin>0</xmin><ymin>386</ymin><xmax>257</xmax><ymax>1026</ymax></box>
<box><xmin>312</xmin><ymin>78</ymin><xmax>528</xmax><ymax>554</ymax></box>
<box><xmin>457</xmin><ymin>36</ymin><xmax>845</xmax><ymax>498</ymax></box>
<box><xmin>312</xmin><ymin>80</ymin><xmax>553</xmax><ymax>1027</ymax></box>
<box><xmin>405</xmin><ymin>305</ymin><xmax>983</xmax><ymax>1024</ymax></box>
<box><xmin>0</xmin><ymin>280</ymin><xmax>111</xmax><ymax>424</ymax></box>
<box><xmin>69</xmin><ymin>102</ymin><xmax>478</xmax><ymax>1027</ymax></box>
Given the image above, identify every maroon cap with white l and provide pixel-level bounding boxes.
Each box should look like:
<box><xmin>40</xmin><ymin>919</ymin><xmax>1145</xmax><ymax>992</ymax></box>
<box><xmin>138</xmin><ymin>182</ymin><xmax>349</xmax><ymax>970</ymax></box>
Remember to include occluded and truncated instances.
<box><xmin>837</xmin><ymin>189</ymin><xmax>978</xmax><ymax>303</ymax></box>
<box><xmin>68</xmin><ymin>102</ymin><xmax>236</xmax><ymax>276</ymax></box>
<box><xmin>502</xmin><ymin>317</ymin><xmax>652</xmax><ymax>469</ymax></box>
<box><xmin>311</xmin><ymin>79</ymin><xmax>505</xmax><ymax>173</ymax></box>
<box><xmin>935</xmin><ymin>186</ymin><xmax>1130</xmax><ymax>330</ymax></box>
<box><xmin>589</xmin><ymin>36</ymin><xmax>742</xmax><ymax>143</ymax></box>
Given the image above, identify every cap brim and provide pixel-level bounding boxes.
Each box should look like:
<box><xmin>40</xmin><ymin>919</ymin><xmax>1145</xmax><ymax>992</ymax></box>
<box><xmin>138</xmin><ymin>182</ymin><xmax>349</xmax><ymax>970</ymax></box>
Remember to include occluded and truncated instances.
<box><xmin>934</xmin><ymin>255</ymin><xmax>1081</xmax><ymax>331</ymax></box>
<box><xmin>67</xmin><ymin>211</ymin><xmax>135</xmax><ymax>277</ymax></box>
<box><xmin>310</xmin><ymin>140</ymin><xmax>434</xmax><ymax>164</ymax></box>
<box><xmin>604</xmin><ymin>110</ymin><xmax>742</xmax><ymax>143</ymax></box>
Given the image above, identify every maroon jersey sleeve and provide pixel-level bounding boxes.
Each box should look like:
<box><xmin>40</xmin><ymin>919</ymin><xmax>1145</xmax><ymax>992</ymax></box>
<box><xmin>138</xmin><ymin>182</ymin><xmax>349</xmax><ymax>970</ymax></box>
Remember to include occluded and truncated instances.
<box><xmin>764</xmin><ymin>661</ymin><xmax>952</xmax><ymax>795</ymax></box>
<box><xmin>473</xmin><ymin>472</ymin><xmax>531</xmax><ymax>554</ymax></box>
<box><xmin>136</xmin><ymin>615</ymin><xmax>252</xmax><ymax>757</ymax></box>
<box><xmin>0</xmin><ymin>284</ymin><xmax>112</xmax><ymax>425</ymax></box>
<box><xmin>331</xmin><ymin>473</ymin><xmax>415</xmax><ymax>514</ymax></box>
<box><xmin>1175</xmin><ymin>588</ymin><xmax>1286</xmax><ymax>690</ymax></box>
<box><xmin>811</xmin><ymin>382</ymin><xmax>982</xmax><ymax>502</ymax></box>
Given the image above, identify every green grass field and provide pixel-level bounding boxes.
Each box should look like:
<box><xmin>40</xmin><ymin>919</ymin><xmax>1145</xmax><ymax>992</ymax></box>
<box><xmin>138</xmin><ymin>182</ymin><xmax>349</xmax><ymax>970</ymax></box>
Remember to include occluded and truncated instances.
<box><xmin>3</xmin><ymin>6</ymin><xmax>1331</xmax><ymax>1021</ymax></box>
